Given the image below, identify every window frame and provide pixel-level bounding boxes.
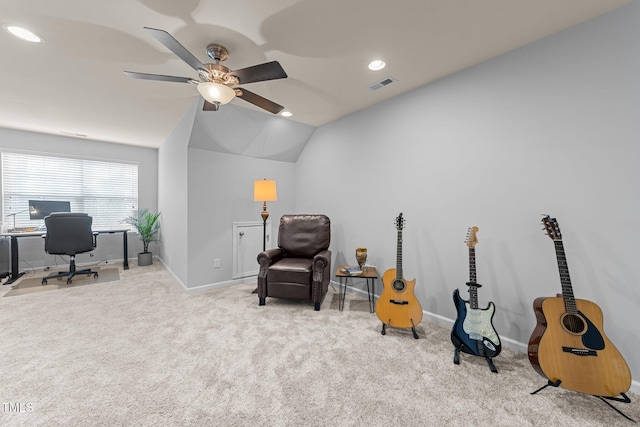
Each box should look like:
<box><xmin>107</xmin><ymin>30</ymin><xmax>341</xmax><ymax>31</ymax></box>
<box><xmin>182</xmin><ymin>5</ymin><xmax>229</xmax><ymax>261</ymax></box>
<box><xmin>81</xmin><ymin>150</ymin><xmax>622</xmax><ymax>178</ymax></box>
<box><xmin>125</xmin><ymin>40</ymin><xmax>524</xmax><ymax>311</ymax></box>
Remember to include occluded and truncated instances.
<box><xmin>1</xmin><ymin>150</ymin><xmax>139</xmax><ymax>231</ymax></box>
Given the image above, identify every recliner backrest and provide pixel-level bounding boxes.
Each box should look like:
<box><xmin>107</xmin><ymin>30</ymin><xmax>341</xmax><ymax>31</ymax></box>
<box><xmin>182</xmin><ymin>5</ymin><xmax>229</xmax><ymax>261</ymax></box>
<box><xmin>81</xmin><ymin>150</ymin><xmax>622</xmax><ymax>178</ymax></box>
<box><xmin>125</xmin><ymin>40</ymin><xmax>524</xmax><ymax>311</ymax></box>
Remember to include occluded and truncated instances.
<box><xmin>278</xmin><ymin>214</ymin><xmax>330</xmax><ymax>258</ymax></box>
<box><xmin>44</xmin><ymin>212</ymin><xmax>94</xmax><ymax>255</ymax></box>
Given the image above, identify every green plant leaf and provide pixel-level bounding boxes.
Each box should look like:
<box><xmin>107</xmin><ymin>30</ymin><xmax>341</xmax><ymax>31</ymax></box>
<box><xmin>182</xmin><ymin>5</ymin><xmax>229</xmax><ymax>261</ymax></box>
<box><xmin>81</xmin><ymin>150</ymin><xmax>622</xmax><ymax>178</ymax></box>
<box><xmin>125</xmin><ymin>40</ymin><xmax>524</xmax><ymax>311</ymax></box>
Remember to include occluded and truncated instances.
<box><xmin>123</xmin><ymin>208</ymin><xmax>161</xmax><ymax>253</ymax></box>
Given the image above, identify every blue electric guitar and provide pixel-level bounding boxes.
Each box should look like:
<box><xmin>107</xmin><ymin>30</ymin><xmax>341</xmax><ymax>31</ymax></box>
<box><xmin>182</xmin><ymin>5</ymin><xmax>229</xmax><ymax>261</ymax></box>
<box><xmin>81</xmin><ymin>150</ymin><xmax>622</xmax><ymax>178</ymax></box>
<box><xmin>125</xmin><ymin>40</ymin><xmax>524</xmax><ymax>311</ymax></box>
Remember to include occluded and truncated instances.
<box><xmin>451</xmin><ymin>226</ymin><xmax>501</xmax><ymax>372</ymax></box>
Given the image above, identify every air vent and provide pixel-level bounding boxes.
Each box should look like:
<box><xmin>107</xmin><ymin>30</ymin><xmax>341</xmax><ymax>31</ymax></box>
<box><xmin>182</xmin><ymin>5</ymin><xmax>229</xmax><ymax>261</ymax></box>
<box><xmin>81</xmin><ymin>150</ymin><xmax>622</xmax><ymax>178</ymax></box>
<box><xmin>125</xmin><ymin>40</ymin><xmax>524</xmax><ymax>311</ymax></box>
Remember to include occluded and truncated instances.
<box><xmin>369</xmin><ymin>76</ymin><xmax>397</xmax><ymax>91</ymax></box>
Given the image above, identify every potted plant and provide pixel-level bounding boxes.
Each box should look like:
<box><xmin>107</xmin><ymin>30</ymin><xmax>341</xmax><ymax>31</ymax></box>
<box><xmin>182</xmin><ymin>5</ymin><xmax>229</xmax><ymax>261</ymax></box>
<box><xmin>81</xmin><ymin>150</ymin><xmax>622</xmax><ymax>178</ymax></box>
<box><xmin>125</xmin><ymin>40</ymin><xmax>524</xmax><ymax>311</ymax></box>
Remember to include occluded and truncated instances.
<box><xmin>124</xmin><ymin>208</ymin><xmax>160</xmax><ymax>266</ymax></box>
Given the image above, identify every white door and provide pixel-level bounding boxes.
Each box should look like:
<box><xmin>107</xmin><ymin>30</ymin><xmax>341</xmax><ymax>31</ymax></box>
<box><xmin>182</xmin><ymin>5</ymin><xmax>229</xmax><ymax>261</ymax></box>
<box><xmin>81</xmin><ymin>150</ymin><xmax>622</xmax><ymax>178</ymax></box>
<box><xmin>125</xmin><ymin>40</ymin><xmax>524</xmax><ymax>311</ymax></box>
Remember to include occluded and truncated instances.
<box><xmin>233</xmin><ymin>221</ymin><xmax>271</xmax><ymax>279</ymax></box>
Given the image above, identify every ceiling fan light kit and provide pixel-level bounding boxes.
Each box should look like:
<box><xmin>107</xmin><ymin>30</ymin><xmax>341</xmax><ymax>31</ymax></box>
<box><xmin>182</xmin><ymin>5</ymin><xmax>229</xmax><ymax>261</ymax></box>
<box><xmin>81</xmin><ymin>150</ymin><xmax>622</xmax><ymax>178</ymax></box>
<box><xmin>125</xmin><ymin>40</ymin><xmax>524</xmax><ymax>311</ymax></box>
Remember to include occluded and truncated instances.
<box><xmin>124</xmin><ymin>27</ymin><xmax>287</xmax><ymax>115</ymax></box>
<box><xmin>197</xmin><ymin>82</ymin><xmax>236</xmax><ymax>105</ymax></box>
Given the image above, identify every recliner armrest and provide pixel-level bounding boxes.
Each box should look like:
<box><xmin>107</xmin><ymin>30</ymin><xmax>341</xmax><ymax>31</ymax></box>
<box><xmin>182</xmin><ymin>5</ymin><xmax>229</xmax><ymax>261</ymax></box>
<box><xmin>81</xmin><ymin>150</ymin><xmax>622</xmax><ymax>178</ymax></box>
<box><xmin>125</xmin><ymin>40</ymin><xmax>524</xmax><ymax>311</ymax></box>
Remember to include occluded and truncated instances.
<box><xmin>313</xmin><ymin>250</ymin><xmax>331</xmax><ymax>270</ymax></box>
<box><xmin>257</xmin><ymin>248</ymin><xmax>284</xmax><ymax>266</ymax></box>
<box><xmin>257</xmin><ymin>248</ymin><xmax>284</xmax><ymax>301</ymax></box>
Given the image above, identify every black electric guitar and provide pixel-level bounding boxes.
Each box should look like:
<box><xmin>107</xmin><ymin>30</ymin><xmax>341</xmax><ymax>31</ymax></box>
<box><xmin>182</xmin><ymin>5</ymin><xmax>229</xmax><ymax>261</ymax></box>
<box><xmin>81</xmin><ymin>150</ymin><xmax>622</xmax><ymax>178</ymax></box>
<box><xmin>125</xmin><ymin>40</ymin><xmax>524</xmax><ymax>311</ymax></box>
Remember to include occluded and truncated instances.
<box><xmin>376</xmin><ymin>213</ymin><xmax>423</xmax><ymax>339</ymax></box>
<box><xmin>451</xmin><ymin>226</ymin><xmax>501</xmax><ymax>372</ymax></box>
<box><xmin>528</xmin><ymin>215</ymin><xmax>631</xmax><ymax>397</ymax></box>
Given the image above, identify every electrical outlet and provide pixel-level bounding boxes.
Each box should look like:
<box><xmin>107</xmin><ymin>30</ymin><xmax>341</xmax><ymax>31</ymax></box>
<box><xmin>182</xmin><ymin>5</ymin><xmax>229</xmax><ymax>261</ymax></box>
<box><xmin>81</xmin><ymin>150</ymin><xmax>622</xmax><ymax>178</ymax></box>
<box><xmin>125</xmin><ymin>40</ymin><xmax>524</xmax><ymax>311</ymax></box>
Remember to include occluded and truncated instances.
<box><xmin>213</xmin><ymin>258</ymin><xmax>220</xmax><ymax>268</ymax></box>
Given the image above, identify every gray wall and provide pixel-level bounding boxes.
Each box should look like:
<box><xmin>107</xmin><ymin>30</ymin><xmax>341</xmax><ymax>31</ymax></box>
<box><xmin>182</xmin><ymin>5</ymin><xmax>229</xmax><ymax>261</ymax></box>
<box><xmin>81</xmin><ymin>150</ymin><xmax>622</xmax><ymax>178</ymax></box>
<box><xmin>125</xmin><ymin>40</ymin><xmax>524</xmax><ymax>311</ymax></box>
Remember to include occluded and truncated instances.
<box><xmin>157</xmin><ymin>102</ymin><xmax>195</xmax><ymax>286</ymax></box>
<box><xmin>295</xmin><ymin>2</ymin><xmax>639</xmax><ymax>388</ymax></box>
<box><xmin>157</xmin><ymin>102</ymin><xmax>298</xmax><ymax>289</ymax></box>
<box><xmin>186</xmin><ymin>149</ymin><xmax>296</xmax><ymax>287</ymax></box>
<box><xmin>0</xmin><ymin>127</ymin><xmax>158</xmax><ymax>270</ymax></box>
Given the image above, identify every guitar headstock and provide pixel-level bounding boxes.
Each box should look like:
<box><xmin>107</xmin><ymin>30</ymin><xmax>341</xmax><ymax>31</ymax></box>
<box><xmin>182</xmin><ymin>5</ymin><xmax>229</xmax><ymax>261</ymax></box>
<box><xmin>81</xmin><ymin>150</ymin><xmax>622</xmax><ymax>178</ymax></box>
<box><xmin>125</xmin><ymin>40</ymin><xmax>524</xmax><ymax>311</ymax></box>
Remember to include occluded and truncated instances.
<box><xmin>542</xmin><ymin>215</ymin><xmax>562</xmax><ymax>241</ymax></box>
<box><xmin>395</xmin><ymin>213</ymin><xmax>405</xmax><ymax>231</ymax></box>
<box><xmin>465</xmin><ymin>226</ymin><xmax>479</xmax><ymax>247</ymax></box>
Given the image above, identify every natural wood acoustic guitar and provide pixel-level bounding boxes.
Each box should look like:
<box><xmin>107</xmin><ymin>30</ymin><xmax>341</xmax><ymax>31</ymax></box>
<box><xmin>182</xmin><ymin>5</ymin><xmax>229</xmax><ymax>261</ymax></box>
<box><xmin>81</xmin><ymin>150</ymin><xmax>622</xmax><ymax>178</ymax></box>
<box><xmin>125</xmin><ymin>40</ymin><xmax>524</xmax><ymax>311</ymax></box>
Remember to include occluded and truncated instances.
<box><xmin>376</xmin><ymin>213</ymin><xmax>423</xmax><ymax>339</ymax></box>
<box><xmin>527</xmin><ymin>215</ymin><xmax>631</xmax><ymax>397</ymax></box>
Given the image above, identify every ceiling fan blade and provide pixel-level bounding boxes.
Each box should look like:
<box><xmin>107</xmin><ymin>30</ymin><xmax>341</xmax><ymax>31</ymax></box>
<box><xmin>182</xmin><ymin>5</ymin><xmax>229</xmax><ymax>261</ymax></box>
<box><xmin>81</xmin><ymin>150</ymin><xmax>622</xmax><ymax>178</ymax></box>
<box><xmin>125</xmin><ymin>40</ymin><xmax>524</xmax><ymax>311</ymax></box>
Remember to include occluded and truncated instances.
<box><xmin>236</xmin><ymin>89</ymin><xmax>284</xmax><ymax>114</ymax></box>
<box><xmin>123</xmin><ymin>71</ymin><xmax>195</xmax><ymax>84</ymax></box>
<box><xmin>143</xmin><ymin>27</ymin><xmax>206</xmax><ymax>72</ymax></box>
<box><xmin>229</xmin><ymin>61</ymin><xmax>287</xmax><ymax>84</ymax></box>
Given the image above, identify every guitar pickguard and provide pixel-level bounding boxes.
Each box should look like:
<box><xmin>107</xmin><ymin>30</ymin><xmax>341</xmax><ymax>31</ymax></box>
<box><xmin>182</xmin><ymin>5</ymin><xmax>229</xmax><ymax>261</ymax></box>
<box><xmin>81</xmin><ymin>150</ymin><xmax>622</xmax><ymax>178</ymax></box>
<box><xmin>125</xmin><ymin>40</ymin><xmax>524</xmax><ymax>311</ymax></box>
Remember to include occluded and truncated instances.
<box><xmin>462</xmin><ymin>302</ymin><xmax>501</xmax><ymax>346</ymax></box>
<box><xmin>578</xmin><ymin>310</ymin><xmax>605</xmax><ymax>350</ymax></box>
<box><xmin>451</xmin><ymin>289</ymin><xmax>501</xmax><ymax>358</ymax></box>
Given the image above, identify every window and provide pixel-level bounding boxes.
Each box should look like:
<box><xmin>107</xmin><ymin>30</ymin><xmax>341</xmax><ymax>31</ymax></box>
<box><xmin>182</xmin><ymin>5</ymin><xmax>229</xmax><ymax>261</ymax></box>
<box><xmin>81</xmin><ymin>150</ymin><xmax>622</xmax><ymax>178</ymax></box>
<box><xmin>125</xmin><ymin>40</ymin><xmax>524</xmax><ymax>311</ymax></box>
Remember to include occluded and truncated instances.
<box><xmin>2</xmin><ymin>152</ymin><xmax>138</xmax><ymax>230</ymax></box>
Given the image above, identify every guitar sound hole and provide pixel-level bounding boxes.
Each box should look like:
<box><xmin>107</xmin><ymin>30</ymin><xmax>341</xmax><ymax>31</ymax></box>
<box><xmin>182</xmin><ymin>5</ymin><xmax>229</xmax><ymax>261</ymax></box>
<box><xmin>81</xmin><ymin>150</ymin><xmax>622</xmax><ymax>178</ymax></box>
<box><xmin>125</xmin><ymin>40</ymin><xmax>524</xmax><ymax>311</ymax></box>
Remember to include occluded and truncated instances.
<box><xmin>392</xmin><ymin>279</ymin><xmax>406</xmax><ymax>292</ymax></box>
<box><xmin>562</xmin><ymin>313</ymin><xmax>585</xmax><ymax>334</ymax></box>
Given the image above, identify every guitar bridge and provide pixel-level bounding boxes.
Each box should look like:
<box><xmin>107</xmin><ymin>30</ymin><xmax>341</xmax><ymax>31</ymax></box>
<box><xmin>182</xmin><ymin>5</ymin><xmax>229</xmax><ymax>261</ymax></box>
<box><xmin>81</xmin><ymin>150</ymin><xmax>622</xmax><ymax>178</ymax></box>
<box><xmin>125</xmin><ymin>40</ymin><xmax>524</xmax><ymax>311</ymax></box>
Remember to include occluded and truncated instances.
<box><xmin>562</xmin><ymin>346</ymin><xmax>597</xmax><ymax>356</ymax></box>
<box><xmin>390</xmin><ymin>299</ymin><xmax>408</xmax><ymax>305</ymax></box>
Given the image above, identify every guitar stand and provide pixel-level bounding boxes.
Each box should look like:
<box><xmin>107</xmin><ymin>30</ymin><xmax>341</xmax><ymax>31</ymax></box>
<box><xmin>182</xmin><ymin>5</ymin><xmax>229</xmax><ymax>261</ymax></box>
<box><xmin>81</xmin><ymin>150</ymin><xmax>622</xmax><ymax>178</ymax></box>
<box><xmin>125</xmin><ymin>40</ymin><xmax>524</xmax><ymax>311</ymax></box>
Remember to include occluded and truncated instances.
<box><xmin>531</xmin><ymin>380</ymin><xmax>635</xmax><ymax>423</ymax></box>
<box><xmin>380</xmin><ymin>319</ymin><xmax>419</xmax><ymax>339</ymax></box>
<box><xmin>453</xmin><ymin>344</ymin><xmax>498</xmax><ymax>373</ymax></box>
<box><xmin>530</xmin><ymin>379</ymin><xmax>562</xmax><ymax>395</ymax></box>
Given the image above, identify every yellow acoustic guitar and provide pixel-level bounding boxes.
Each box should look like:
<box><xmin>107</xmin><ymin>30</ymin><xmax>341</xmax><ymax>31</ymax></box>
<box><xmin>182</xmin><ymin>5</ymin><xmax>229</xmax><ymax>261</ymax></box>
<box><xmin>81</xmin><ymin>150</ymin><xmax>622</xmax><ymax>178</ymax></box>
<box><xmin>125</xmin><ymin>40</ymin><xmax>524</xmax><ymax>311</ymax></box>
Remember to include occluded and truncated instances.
<box><xmin>376</xmin><ymin>213</ymin><xmax>423</xmax><ymax>339</ymax></box>
<box><xmin>527</xmin><ymin>215</ymin><xmax>631</xmax><ymax>397</ymax></box>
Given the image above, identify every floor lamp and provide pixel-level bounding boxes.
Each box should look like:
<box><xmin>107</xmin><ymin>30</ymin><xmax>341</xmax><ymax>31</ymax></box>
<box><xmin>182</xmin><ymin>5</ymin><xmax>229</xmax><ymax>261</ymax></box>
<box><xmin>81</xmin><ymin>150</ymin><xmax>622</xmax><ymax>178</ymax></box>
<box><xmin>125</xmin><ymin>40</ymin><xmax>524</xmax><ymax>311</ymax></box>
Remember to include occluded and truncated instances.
<box><xmin>254</xmin><ymin>179</ymin><xmax>277</xmax><ymax>251</ymax></box>
<box><xmin>253</xmin><ymin>179</ymin><xmax>277</xmax><ymax>294</ymax></box>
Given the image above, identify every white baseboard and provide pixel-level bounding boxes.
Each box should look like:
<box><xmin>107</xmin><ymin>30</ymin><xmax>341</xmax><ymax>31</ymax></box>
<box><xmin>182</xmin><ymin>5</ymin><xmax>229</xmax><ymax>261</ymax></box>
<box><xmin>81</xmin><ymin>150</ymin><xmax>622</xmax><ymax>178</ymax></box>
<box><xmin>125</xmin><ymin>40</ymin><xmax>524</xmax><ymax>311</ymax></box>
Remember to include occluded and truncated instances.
<box><xmin>160</xmin><ymin>274</ymin><xmax>640</xmax><ymax>396</ymax></box>
<box><xmin>156</xmin><ymin>257</ymin><xmax>255</xmax><ymax>293</ymax></box>
<box><xmin>346</xmin><ymin>286</ymin><xmax>639</xmax><ymax>394</ymax></box>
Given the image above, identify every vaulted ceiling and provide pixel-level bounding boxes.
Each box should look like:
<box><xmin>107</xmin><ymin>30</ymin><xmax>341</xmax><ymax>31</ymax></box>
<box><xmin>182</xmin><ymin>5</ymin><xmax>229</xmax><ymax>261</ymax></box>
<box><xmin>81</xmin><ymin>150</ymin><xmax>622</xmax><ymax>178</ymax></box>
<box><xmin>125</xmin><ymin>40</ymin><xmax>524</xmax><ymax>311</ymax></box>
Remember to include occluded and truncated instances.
<box><xmin>0</xmin><ymin>0</ymin><xmax>630</xmax><ymax>149</ymax></box>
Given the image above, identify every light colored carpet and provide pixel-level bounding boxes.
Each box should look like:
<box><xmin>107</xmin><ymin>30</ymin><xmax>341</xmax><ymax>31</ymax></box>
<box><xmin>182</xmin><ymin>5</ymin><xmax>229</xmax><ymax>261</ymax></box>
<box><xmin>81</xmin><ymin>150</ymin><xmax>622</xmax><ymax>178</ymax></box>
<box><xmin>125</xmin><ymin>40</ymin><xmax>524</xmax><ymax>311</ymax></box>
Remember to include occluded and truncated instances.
<box><xmin>3</xmin><ymin>267</ymin><xmax>120</xmax><ymax>297</ymax></box>
<box><xmin>0</xmin><ymin>263</ymin><xmax>637</xmax><ymax>427</ymax></box>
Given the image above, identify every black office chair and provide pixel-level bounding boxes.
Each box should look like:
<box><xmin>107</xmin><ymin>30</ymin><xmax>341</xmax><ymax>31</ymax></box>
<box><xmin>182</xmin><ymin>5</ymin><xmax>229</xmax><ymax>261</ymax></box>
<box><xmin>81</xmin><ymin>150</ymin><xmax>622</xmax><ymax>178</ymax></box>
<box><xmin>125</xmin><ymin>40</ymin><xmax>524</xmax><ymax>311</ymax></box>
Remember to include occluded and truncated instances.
<box><xmin>41</xmin><ymin>212</ymin><xmax>98</xmax><ymax>285</ymax></box>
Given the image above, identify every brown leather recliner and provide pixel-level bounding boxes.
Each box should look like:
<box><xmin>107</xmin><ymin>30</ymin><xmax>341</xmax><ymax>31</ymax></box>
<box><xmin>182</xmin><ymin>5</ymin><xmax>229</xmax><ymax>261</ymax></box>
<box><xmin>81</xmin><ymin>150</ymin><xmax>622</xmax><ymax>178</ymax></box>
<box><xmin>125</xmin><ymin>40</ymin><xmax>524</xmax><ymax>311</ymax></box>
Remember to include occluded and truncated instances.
<box><xmin>257</xmin><ymin>214</ymin><xmax>331</xmax><ymax>311</ymax></box>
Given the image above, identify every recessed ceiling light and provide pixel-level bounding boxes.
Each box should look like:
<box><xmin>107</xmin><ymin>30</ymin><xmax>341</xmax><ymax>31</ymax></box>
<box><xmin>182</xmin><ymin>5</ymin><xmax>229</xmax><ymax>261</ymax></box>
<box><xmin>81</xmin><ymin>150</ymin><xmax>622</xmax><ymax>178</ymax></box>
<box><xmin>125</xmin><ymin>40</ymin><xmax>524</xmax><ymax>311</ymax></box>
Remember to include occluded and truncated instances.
<box><xmin>368</xmin><ymin>60</ymin><xmax>386</xmax><ymax>71</ymax></box>
<box><xmin>3</xmin><ymin>25</ymin><xmax>43</xmax><ymax>43</ymax></box>
<box><xmin>280</xmin><ymin>111</ymin><xmax>292</xmax><ymax>117</ymax></box>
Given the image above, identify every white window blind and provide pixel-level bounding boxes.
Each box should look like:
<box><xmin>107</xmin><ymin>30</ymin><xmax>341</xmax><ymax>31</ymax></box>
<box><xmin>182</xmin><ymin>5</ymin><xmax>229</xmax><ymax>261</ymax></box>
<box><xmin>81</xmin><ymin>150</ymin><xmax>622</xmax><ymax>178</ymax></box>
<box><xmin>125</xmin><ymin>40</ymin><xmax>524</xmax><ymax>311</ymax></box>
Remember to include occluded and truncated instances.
<box><xmin>2</xmin><ymin>152</ymin><xmax>138</xmax><ymax>230</ymax></box>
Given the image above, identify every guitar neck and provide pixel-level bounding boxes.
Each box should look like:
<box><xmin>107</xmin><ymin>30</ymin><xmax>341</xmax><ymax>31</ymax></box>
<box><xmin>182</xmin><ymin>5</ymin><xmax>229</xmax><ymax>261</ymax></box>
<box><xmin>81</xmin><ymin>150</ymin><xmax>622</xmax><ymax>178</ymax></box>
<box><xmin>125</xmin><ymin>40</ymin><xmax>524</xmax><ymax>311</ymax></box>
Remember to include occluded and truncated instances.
<box><xmin>396</xmin><ymin>228</ymin><xmax>403</xmax><ymax>279</ymax></box>
<box><xmin>468</xmin><ymin>247</ymin><xmax>479</xmax><ymax>309</ymax></box>
<box><xmin>554</xmin><ymin>240</ymin><xmax>577</xmax><ymax>313</ymax></box>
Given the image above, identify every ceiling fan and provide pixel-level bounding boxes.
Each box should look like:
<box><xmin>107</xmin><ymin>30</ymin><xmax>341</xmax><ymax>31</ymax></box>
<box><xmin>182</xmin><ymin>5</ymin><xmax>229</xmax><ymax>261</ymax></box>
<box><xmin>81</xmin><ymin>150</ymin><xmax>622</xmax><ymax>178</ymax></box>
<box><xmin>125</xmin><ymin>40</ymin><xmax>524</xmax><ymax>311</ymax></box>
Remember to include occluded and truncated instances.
<box><xmin>124</xmin><ymin>27</ymin><xmax>287</xmax><ymax>114</ymax></box>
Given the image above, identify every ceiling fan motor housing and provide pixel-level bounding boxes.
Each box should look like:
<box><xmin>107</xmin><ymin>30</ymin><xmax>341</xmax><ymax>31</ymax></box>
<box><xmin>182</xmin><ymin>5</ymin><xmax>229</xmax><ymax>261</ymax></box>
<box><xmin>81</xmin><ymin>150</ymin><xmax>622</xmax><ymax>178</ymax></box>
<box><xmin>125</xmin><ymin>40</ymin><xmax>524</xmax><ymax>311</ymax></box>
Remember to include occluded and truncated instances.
<box><xmin>206</xmin><ymin>44</ymin><xmax>228</xmax><ymax>62</ymax></box>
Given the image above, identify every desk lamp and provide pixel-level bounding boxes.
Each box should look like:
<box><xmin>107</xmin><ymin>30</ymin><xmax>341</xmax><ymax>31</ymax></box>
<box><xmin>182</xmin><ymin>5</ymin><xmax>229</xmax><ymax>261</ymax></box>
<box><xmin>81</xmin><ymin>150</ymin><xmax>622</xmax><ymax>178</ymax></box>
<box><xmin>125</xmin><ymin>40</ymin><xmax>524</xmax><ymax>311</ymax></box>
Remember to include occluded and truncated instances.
<box><xmin>6</xmin><ymin>208</ymin><xmax>30</xmax><ymax>231</ymax></box>
<box><xmin>253</xmin><ymin>179</ymin><xmax>277</xmax><ymax>251</ymax></box>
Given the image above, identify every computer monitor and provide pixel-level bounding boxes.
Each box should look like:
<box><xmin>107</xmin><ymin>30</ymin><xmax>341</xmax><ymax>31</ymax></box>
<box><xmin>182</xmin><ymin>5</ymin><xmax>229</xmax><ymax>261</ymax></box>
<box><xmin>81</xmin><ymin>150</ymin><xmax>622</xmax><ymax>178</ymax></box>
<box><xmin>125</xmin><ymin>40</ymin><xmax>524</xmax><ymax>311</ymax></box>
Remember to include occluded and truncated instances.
<box><xmin>28</xmin><ymin>200</ymin><xmax>71</xmax><ymax>220</ymax></box>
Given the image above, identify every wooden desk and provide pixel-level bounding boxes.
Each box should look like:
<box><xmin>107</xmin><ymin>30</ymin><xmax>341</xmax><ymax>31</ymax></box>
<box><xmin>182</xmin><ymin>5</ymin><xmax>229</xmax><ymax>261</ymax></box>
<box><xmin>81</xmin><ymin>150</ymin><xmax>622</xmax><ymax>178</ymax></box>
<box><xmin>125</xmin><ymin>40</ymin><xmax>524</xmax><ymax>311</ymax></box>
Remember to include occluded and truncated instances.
<box><xmin>335</xmin><ymin>266</ymin><xmax>378</xmax><ymax>313</ymax></box>
<box><xmin>1</xmin><ymin>229</ymin><xmax>129</xmax><ymax>285</ymax></box>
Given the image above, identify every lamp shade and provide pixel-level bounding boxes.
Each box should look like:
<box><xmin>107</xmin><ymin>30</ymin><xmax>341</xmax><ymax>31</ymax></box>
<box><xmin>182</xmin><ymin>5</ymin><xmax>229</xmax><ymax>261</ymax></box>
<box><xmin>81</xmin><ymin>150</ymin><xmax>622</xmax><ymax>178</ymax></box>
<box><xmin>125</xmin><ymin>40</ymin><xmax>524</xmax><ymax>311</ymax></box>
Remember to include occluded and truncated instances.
<box><xmin>197</xmin><ymin>82</ymin><xmax>236</xmax><ymax>105</ymax></box>
<box><xmin>254</xmin><ymin>179</ymin><xmax>277</xmax><ymax>202</ymax></box>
